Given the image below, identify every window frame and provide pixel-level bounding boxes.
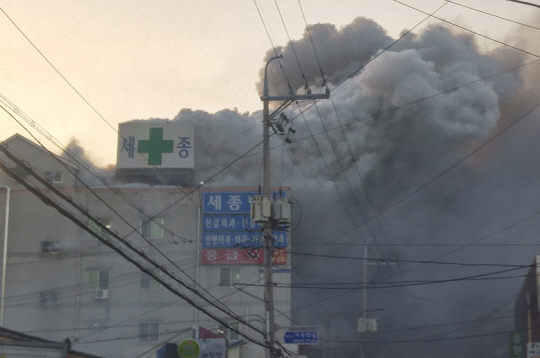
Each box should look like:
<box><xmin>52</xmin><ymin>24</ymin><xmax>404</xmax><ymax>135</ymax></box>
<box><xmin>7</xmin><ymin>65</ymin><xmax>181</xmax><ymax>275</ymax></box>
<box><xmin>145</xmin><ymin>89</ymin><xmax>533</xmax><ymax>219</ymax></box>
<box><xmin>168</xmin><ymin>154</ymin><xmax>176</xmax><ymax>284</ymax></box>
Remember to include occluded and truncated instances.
<box><xmin>140</xmin><ymin>270</ymin><xmax>162</xmax><ymax>289</ymax></box>
<box><xmin>44</xmin><ymin>171</ymin><xmax>63</xmax><ymax>183</ymax></box>
<box><xmin>88</xmin><ymin>269</ymin><xmax>110</xmax><ymax>290</ymax></box>
<box><xmin>228</xmin><ymin>321</ymin><xmax>240</xmax><ymax>341</ymax></box>
<box><xmin>140</xmin><ymin>218</ymin><xmax>164</xmax><ymax>239</ymax></box>
<box><xmin>89</xmin><ymin>218</ymin><xmax>112</xmax><ymax>238</ymax></box>
<box><xmin>219</xmin><ymin>267</ymin><xmax>241</xmax><ymax>287</ymax></box>
<box><xmin>138</xmin><ymin>322</ymin><xmax>160</xmax><ymax>342</ymax></box>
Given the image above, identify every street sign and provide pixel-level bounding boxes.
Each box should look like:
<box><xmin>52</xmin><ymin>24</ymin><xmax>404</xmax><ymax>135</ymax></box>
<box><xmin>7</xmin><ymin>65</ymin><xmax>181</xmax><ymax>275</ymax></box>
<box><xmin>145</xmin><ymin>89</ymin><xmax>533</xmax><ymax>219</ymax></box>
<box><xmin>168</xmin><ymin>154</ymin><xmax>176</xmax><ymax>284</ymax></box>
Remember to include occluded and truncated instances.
<box><xmin>510</xmin><ymin>332</ymin><xmax>526</xmax><ymax>358</ymax></box>
<box><xmin>178</xmin><ymin>339</ymin><xmax>200</xmax><ymax>358</ymax></box>
<box><xmin>283</xmin><ymin>331</ymin><xmax>318</xmax><ymax>344</ymax></box>
<box><xmin>198</xmin><ymin>339</ymin><xmax>226</xmax><ymax>358</ymax></box>
<box><xmin>528</xmin><ymin>342</ymin><xmax>540</xmax><ymax>358</ymax></box>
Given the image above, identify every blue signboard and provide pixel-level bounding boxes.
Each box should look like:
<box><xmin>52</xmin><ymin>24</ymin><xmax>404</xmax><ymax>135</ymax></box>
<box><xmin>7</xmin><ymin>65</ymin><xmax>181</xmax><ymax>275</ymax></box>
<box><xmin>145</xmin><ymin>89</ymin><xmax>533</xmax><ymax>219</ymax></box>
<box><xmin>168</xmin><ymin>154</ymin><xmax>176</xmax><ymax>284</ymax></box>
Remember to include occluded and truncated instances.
<box><xmin>202</xmin><ymin>192</ymin><xmax>286</xmax><ymax>214</ymax></box>
<box><xmin>203</xmin><ymin>192</ymin><xmax>253</xmax><ymax>214</ymax></box>
<box><xmin>201</xmin><ymin>191</ymin><xmax>289</xmax><ymax>251</ymax></box>
<box><xmin>283</xmin><ymin>331</ymin><xmax>318</xmax><ymax>344</ymax></box>
<box><xmin>202</xmin><ymin>231</ymin><xmax>287</xmax><ymax>248</ymax></box>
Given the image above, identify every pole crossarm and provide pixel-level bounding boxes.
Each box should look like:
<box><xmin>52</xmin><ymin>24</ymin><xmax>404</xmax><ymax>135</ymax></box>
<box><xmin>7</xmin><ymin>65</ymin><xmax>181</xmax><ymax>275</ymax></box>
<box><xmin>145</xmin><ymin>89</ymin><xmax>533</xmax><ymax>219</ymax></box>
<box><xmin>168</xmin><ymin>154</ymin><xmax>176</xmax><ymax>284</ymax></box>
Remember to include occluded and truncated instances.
<box><xmin>261</xmin><ymin>93</ymin><xmax>330</xmax><ymax>102</ymax></box>
<box><xmin>264</xmin><ymin>93</ymin><xmax>330</xmax><ymax>120</ymax></box>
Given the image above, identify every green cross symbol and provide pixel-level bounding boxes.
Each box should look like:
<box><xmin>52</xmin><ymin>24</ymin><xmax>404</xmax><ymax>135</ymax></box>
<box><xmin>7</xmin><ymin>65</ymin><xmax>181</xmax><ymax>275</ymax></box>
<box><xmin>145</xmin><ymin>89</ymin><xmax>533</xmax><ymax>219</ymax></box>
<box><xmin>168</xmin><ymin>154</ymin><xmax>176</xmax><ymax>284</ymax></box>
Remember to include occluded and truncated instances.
<box><xmin>138</xmin><ymin>127</ymin><xmax>174</xmax><ymax>165</ymax></box>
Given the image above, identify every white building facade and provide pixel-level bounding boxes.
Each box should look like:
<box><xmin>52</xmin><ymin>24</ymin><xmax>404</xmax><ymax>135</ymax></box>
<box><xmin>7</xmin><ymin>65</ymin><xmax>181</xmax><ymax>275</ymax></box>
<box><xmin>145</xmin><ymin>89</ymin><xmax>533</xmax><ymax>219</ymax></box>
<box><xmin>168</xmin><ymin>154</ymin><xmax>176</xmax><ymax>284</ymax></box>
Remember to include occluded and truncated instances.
<box><xmin>0</xmin><ymin>133</ymin><xmax>292</xmax><ymax>358</ymax></box>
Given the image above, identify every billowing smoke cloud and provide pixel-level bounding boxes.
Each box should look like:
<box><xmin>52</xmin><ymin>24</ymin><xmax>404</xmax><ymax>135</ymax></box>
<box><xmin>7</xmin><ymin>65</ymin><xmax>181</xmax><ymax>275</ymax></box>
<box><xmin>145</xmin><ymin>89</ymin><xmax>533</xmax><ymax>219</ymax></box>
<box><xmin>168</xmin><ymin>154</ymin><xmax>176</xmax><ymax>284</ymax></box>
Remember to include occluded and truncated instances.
<box><xmin>60</xmin><ymin>137</ymin><xmax>116</xmax><ymax>186</ymax></box>
<box><xmin>72</xmin><ymin>15</ymin><xmax>540</xmax><ymax>358</ymax></box>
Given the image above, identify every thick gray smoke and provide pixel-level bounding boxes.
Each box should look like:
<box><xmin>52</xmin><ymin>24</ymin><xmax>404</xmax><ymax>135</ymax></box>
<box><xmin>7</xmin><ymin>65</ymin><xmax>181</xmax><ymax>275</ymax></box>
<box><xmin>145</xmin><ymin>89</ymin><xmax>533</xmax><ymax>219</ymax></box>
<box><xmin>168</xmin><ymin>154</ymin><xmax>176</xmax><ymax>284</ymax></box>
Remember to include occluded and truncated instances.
<box><xmin>60</xmin><ymin>138</ymin><xmax>116</xmax><ymax>187</ymax></box>
<box><xmin>169</xmin><ymin>18</ymin><xmax>540</xmax><ymax>358</ymax></box>
<box><xmin>81</xmin><ymin>15</ymin><xmax>540</xmax><ymax>358</ymax></box>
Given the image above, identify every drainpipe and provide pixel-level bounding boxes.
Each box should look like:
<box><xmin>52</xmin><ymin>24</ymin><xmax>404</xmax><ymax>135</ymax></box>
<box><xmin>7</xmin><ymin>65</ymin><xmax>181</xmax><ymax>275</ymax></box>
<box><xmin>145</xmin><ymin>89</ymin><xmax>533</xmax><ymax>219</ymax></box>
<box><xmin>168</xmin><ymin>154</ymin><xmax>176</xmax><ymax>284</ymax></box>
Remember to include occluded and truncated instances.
<box><xmin>0</xmin><ymin>186</ymin><xmax>10</xmax><ymax>327</ymax></box>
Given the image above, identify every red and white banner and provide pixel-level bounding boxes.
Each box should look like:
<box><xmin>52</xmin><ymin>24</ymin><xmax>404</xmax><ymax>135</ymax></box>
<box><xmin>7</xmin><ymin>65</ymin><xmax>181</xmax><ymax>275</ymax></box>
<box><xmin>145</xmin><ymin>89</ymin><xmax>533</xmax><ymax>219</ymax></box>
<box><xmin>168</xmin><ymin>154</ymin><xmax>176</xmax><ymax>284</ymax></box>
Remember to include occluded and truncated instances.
<box><xmin>201</xmin><ymin>248</ymin><xmax>287</xmax><ymax>265</ymax></box>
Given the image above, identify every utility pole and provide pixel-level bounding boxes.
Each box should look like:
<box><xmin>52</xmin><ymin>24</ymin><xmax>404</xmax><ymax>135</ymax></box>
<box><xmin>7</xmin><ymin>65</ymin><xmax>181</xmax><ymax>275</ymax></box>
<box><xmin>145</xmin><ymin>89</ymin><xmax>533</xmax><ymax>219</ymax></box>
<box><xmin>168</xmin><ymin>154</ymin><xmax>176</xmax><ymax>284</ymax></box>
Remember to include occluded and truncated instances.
<box><xmin>359</xmin><ymin>243</ymin><xmax>372</xmax><ymax>358</ymax></box>
<box><xmin>359</xmin><ymin>241</ymin><xmax>371</xmax><ymax>358</ymax></box>
<box><xmin>258</xmin><ymin>55</ymin><xmax>329</xmax><ymax>358</ymax></box>
<box><xmin>358</xmin><ymin>241</ymin><xmax>393</xmax><ymax>358</ymax></box>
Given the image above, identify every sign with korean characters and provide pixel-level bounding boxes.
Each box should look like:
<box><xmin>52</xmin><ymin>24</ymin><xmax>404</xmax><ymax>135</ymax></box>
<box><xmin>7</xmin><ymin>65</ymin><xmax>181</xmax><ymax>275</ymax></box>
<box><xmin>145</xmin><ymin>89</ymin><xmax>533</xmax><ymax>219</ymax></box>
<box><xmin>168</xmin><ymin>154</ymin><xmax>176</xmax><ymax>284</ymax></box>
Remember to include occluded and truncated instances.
<box><xmin>201</xmin><ymin>191</ymin><xmax>289</xmax><ymax>254</ymax></box>
<box><xmin>198</xmin><ymin>338</ymin><xmax>226</xmax><ymax>358</ymax></box>
<box><xmin>283</xmin><ymin>331</ymin><xmax>318</xmax><ymax>344</ymax></box>
<box><xmin>201</xmin><ymin>248</ymin><xmax>287</xmax><ymax>265</ymax></box>
<box><xmin>202</xmin><ymin>191</ymin><xmax>285</xmax><ymax>214</ymax></box>
<box><xmin>202</xmin><ymin>231</ymin><xmax>287</xmax><ymax>249</ymax></box>
<box><xmin>117</xmin><ymin>121</ymin><xmax>194</xmax><ymax>169</ymax></box>
<box><xmin>203</xmin><ymin>214</ymin><xmax>262</xmax><ymax>231</ymax></box>
<box><xmin>528</xmin><ymin>342</ymin><xmax>540</xmax><ymax>358</ymax></box>
<box><xmin>510</xmin><ymin>332</ymin><xmax>526</xmax><ymax>358</ymax></box>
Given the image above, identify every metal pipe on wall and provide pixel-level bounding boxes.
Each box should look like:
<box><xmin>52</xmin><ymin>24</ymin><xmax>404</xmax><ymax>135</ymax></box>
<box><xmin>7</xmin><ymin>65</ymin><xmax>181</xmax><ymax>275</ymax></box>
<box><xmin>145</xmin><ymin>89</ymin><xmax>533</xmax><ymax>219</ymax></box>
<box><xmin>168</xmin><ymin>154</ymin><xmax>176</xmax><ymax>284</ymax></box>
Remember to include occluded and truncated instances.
<box><xmin>0</xmin><ymin>185</ymin><xmax>10</xmax><ymax>327</ymax></box>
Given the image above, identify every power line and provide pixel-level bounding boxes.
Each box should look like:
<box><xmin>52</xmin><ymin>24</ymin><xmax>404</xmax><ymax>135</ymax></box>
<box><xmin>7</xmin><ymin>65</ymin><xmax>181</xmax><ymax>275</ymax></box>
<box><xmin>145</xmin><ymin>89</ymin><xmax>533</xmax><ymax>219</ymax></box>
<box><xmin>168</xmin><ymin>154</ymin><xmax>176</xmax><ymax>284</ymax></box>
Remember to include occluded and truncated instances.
<box><xmin>288</xmin><ymin>251</ymin><xmax>532</xmax><ymax>268</ymax></box>
<box><xmin>296</xmin><ymin>0</ymin><xmax>327</xmax><ymax>88</ymax></box>
<box><xmin>446</xmin><ymin>0</ymin><xmax>540</xmax><ymax>30</ymax></box>
<box><xmin>0</xmin><ymin>99</ymin><xmax>244</xmax><ymax>320</ymax></box>
<box><xmin>293</xmin><ymin>242</ymin><xmax>540</xmax><ymax>247</ymax></box>
<box><xmin>273</xmin><ymin>0</ymin><xmax>309</xmax><ymax>89</ymax></box>
<box><xmin>282</xmin><ymin>2</ymin><xmax>450</xmax><ymax>266</ymax></box>
<box><xmin>252</xmin><ymin>0</ymin><xmax>294</xmax><ymax>94</ymax></box>
<box><xmin>0</xmin><ymin>150</ymin><xmax>270</xmax><ymax>348</ymax></box>
<box><xmin>506</xmin><ymin>0</ymin><xmax>540</xmax><ymax>9</ymax></box>
<box><xmin>392</xmin><ymin>0</ymin><xmax>540</xmax><ymax>59</ymax></box>
<box><xmin>0</xmin><ymin>6</ymin><xmax>116</xmax><ymax>132</ymax></box>
<box><xmin>239</xmin><ymin>265</ymin><xmax>528</xmax><ymax>290</ymax></box>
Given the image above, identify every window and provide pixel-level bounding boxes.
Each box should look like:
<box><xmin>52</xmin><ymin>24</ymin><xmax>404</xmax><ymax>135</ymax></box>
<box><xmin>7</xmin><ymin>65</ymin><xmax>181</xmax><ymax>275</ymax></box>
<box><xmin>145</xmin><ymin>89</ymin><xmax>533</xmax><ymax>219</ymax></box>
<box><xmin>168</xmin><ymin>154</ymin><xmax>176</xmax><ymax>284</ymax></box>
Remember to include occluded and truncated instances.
<box><xmin>44</xmin><ymin>171</ymin><xmax>63</xmax><ymax>183</ymax></box>
<box><xmin>9</xmin><ymin>165</ymin><xmax>29</xmax><ymax>178</ymax></box>
<box><xmin>41</xmin><ymin>241</ymin><xmax>61</xmax><ymax>254</ymax></box>
<box><xmin>140</xmin><ymin>270</ymin><xmax>162</xmax><ymax>289</ymax></box>
<box><xmin>139</xmin><ymin>322</ymin><xmax>160</xmax><ymax>342</ymax></box>
<box><xmin>141</xmin><ymin>218</ymin><xmax>164</xmax><ymax>239</ymax></box>
<box><xmin>89</xmin><ymin>219</ymin><xmax>112</xmax><ymax>238</ymax></box>
<box><xmin>228</xmin><ymin>321</ymin><xmax>240</xmax><ymax>341</ymax></box>
<box><xmin>220</xmin><ymin>268</ymin><xmax>241</xmax><ymax>287</ymax></box>
<box><xmin>88</xmin><ymin>270</ymin><xmax>110</xmax><ymax>290</ymax></box>
<box><xmin>39</xmin><ymin>291</ymin><xmax>58</xmax><ymax>306</ymax></box>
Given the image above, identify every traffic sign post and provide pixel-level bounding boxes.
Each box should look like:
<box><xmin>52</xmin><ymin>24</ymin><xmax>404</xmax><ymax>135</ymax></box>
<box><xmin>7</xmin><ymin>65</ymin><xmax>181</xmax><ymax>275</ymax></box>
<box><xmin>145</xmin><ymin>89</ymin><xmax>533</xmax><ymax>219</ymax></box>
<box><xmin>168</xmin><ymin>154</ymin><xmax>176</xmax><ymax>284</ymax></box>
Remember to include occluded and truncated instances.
<box><xmin>283</xmin><ymin>331</ymin><xmax>318</xmax><ymax>344</ymax></box>
<box><xmin>178</xmin><ymin>339</ymin><xmax>200</xmax><ymax>358</ymax></box>
<box><xmin>528</xmin><ymin>342</ymin><xmax>540</xmax><ymax>358</ymax></box>
<box><xmin>510</xmin><ymin>332</ymin><xmax>526</xmax><ymax>358</ymax></box>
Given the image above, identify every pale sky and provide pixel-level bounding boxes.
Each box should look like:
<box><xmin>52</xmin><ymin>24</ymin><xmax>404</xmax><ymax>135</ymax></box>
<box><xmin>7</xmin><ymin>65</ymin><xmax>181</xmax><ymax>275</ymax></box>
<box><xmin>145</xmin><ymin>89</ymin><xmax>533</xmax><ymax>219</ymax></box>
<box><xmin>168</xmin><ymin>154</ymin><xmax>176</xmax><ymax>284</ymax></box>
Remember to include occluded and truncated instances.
<box><xmin>0</xmin><ymin>0</ymin><xmax>536</xmax><ymax>166</ymax></box>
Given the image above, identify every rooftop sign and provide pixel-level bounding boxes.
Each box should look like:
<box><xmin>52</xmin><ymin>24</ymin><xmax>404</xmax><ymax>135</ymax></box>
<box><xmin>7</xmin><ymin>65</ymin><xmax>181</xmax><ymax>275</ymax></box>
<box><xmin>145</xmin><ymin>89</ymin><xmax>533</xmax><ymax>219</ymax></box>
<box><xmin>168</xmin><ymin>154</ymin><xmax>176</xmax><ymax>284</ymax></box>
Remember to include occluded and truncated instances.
<box><xmin>117</xmin><ymin>121</ymin><xmax>194</xmax><ymax>169</ymax></box>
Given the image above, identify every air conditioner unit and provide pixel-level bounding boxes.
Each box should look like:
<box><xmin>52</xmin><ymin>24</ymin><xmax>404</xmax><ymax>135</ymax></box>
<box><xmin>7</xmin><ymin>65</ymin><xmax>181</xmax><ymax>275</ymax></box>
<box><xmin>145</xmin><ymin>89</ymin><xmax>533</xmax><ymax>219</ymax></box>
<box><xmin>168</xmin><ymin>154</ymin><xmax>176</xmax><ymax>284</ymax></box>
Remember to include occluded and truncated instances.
<box><xmin>94</xmin><ymin>289</ymin><xmax>109</xmax><ymax>300</ymax></box>
<box><xmin>358</xmin><ymin>317</ymin><xmax>377</xmax><ymax>333</ymax></box>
